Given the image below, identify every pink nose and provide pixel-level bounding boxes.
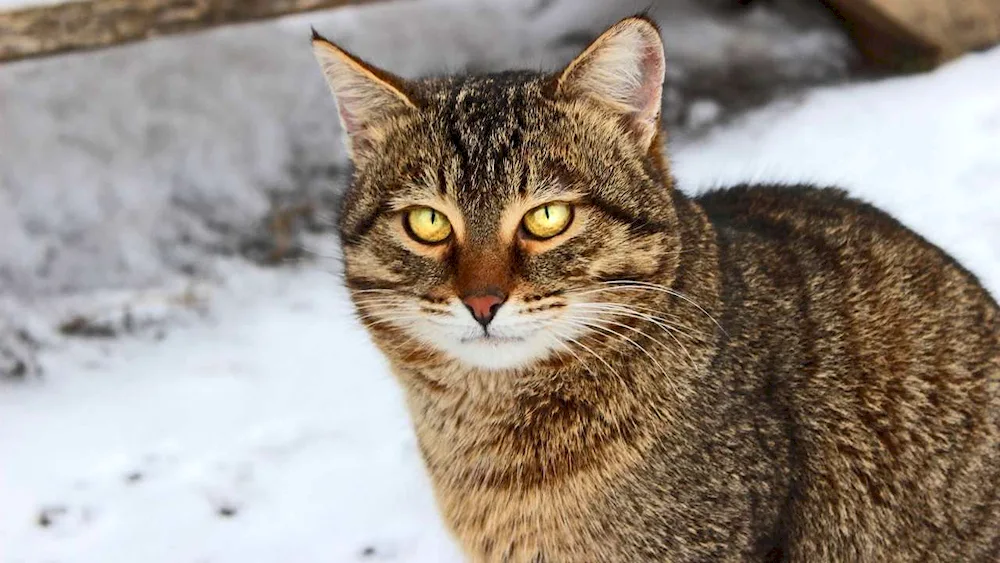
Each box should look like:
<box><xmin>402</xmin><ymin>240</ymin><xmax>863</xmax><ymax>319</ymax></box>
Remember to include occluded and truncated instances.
<box><xmin>462</xmin><ymin>292</ymin><xmax>506</xmax><ymax>328</ymax></box>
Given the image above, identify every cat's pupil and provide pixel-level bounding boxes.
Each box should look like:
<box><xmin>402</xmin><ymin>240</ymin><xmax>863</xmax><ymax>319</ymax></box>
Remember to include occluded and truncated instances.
<box><xmin>544</xmin><ymin>206</ymin><xmax>550</xmax><ymax>220</ymax></box>
<box><xmin>430</xmin><ymin>210</ymin><xmax>437</xmax><ymax>224</ymax></box>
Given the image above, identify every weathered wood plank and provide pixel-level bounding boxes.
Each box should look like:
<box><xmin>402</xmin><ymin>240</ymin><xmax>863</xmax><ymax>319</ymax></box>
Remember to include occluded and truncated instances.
<box><xmin>0</xmin><ymin>0</ymin><xmax>388</xmax><ymax>64</ymax></box>
<box><xmin>822</xmin><ymin>0</ymin><xmax>1000</xmax><ymax>70</ymax></box>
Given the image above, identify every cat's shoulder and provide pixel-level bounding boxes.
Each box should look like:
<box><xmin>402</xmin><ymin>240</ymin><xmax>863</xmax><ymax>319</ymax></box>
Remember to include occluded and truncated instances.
<box><xmin>693</xmin><ymin>182</ymin><xmax>945</xmax><ymax>258</ymax></box>
<box><xmin>692</xmin><ymin>182</ymin><xmax>947</xmax><ymax>252</ymax></box>
<box><xmin>694</xmin><ymin>183</ymin><xmax>998</xmax><ymax>308</ymax></box>
<box><xmin>693</xmin><ymin>183</ymin><xmax>892</xmax><ymax>233</ymax></box>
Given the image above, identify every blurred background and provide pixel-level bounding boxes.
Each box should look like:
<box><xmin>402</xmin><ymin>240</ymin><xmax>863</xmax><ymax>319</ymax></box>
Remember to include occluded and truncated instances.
<box><xmin>1</xmin><ymin>0</ymin><xmax>998</xmax><ymax>561</ymax></box>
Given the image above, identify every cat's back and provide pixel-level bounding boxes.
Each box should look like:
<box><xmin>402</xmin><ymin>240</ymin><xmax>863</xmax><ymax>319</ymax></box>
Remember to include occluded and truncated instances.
<box><xmin>695</xmin><ymin>184</ymin><xmax>999</xmax><ymax>323</ymax></box>
<box><xmin>696</xmin><ymin>184</ymin><xmax>998</xmax><ymax>319</ymax></box>
<box><xmin>694</xmin><ymin>184</ymin><xmax>1000</xmax><ymax>561</ymax></box>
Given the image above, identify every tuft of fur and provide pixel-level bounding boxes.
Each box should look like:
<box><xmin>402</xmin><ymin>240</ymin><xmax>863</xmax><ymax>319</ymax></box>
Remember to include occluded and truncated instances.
<box><xmin>313</xmin><ymin>16</ymin><xmax>1000</xmax><ymax>563</ymax></box>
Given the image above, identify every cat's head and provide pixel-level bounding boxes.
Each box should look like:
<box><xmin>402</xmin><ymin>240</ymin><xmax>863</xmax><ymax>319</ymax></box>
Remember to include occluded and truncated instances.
<box><xmin>314</xmin><ymin>17</ymin><xmax>686</xmax><ymax>373</ymax></box>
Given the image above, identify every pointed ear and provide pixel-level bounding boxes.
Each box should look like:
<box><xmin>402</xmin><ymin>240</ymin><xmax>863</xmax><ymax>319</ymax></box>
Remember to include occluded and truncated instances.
<box><xmin>311</xmin><ymin>29</ymin><xmax>416</xmax><ymax>161</ymax></box>
<box><xmin>556</xmin><ymin>16</ymin><xmax>665</xmax><ymax>150</ymax></box>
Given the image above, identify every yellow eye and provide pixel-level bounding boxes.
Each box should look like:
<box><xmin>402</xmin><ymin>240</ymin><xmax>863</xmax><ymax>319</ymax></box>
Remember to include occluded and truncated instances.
<box><xmin>405</xmin><ymin>207</ymin><xmax>452</xmax><ymax>244</ymax></box>
<box><xmin>522</xmin><ymin>202</ymin><xmax>573</xmax><ymax>239</ymax></box>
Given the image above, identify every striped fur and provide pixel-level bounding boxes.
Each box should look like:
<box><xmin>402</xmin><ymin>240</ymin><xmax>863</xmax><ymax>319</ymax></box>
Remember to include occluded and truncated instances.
<box><xmin>313</xmin><ymin>16</ymin><xmax>1000</xmax><ymax>562</ymax></box>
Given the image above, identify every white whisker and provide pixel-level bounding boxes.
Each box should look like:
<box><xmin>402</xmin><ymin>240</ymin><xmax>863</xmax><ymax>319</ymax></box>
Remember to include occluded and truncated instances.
<box><xmin>570</xmin><ymin>302</ymin><xmax>702</xmax><ymax>338</ymax></box>
<box><xmin>599</xmin><ymin>280</ymin><xmax>727</xmax><ymax>335</ymax></box>
<box><xmin>568</xmin><ymin>303</ymin><xmax>699</xmax><ymax>364</ymax></box>
<box><xmin>543</xmin><ymin>326</ymin><xmax>598</xmax><ymax>378</ymax></box>
<box><xmin>545</xmin><ymin>320</ymin><xmax>621</xmax><ymax>381</ymax></box>
<box><xmin>557</xmin><ymin>316</ymin><xmax>678</xmax><ymax>382</ymax></box>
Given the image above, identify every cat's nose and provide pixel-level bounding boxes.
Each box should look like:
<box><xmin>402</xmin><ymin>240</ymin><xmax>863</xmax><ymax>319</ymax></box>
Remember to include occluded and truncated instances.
<box><xmin>462</xmin><ymin>290</ymin><xmax>507</xmax><ymax>328</ymax></box>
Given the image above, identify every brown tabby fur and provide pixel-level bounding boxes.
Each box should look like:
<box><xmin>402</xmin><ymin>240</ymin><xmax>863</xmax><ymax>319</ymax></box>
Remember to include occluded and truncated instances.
<box><xmin>312</xmin><ymin>16</ymin><xmax>1000</xmax><ymax>563</ymax></box>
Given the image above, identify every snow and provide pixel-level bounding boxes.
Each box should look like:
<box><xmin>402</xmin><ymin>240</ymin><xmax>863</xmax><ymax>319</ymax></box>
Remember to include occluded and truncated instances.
<box><xmin>1</xmin><ymin>262</ymin><xmax>463</xmax><ymax>562</ymax></box>
<box><xmin>2</xmin><ymin>0</ymin><xmax>999</xmax><ymax>560</ymax></box>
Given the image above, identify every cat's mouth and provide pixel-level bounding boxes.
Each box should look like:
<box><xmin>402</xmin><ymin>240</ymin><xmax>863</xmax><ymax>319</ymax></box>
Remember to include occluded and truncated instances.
<box><xmin>459</xmin><ymin>334</ymin><xmax>526</xmax><ymax>345</ymax></box>
<box><xmin>430</xmin><ymin>325</ymin><xmax>557</xmax><ymax>371</ymax></box>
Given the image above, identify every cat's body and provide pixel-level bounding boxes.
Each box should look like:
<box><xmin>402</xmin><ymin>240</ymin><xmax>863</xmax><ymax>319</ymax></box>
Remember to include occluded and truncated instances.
<box><xmin>402</xmin><ymin>186</ymin><xmax>1000</xmax><ymax>562</ymax></box>
<box><xmin>311</xmin><ymin>17</ymin><xmax>1000</xmax><ymax>562</ymax></box>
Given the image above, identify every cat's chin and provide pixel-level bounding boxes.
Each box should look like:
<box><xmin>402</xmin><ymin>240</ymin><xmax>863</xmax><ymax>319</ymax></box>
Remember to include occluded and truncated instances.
<box><xmin>439</xmin><ymin>334</ymin><xmax>555</xmax><ymax>372</ymax></box>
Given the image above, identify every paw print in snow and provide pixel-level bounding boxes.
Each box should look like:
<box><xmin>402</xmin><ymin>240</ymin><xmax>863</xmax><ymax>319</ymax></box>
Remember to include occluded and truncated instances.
<box><xmin>35</xmin><ymin>502</ymin><xmax>96</xmax><ymax>536</ymax></box>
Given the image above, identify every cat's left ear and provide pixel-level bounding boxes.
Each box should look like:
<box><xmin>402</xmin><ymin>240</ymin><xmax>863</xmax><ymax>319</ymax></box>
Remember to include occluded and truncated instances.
<box><xmin>556</xmin><ymin>16</ymin><xmax>665</xmax><ymax>150</ymax></box>
<box><xmin>311</xmin><ymin>29</ymin><xmax>416</xmax><ymax>161</ymax></box>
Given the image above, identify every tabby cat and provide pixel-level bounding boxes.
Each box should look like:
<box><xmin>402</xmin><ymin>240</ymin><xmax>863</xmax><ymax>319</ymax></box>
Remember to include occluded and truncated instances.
<box><xmin>312</xmin><ymin>16</ymin><xmax>1000</xmax><ymax>562</ymax></box>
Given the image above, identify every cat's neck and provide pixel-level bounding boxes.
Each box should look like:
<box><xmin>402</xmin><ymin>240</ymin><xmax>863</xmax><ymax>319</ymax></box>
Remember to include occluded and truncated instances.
<box><xmin>393</xmin><ymin>192</ymin><xmax>724</xmax><ymax>492</ymax></box>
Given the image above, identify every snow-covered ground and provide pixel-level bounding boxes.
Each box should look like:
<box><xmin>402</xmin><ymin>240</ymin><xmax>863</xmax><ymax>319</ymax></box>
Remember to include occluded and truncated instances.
<box><xmin>1</xmin><ymin>262</ymin><xmax>464</xmax><ymax>562</ymax></box>
<box><xmin>3</xmin><ymin>12</ymin><xmax>999</xmax><ymax>563</ymax></box>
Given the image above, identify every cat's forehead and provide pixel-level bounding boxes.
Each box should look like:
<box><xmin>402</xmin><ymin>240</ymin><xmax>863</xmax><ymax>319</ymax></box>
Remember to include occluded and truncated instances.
<box><xmin>411</xmin><ymin>72</ymin><xmax>561</xmax><ymax>207</ymax></box>
<box><xmin>420</xmin><ymin>71</ymin><xmax>550</xmax><ymax>115</ymax></box>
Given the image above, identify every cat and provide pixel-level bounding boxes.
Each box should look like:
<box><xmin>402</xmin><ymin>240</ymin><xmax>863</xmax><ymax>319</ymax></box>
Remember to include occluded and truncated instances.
<box><xmin>311</xmin><ymin>15</ymin><xmax>1000</xmax><ymax>563</ymax></box>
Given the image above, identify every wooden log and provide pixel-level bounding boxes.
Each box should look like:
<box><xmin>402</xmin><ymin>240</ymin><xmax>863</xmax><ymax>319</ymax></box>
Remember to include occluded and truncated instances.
<box><xmin>0</xmin><ymin>0</ymin><xmax>388</xmax><ymax>64</ymax></box>
<box><xmin>823</xmin><ymin>0</ymin><xmax>1000</xmax><ymax>71</ymax></box>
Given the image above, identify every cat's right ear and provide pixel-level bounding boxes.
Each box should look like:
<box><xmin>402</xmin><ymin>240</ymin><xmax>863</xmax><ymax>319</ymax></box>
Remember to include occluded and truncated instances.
<box><xmin>555</xmin><ymin>16</ymin><xmax>665</xmax><ymax>151</ymax></box>
<box><xmin>311</xmin><ymin>29</ymin><xmax>416</xmax><ymax>162</ymax></box>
